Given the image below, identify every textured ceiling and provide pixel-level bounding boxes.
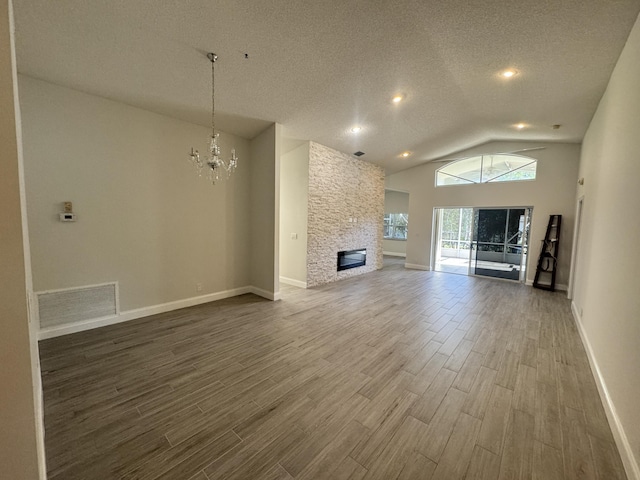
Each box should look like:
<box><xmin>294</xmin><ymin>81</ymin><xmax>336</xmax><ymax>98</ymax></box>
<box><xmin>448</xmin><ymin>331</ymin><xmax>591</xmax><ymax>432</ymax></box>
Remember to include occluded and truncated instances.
<box><xmin>13</xmin><ymin>0</ymin><xmax>640</xmax><ymax>174</ymax></box>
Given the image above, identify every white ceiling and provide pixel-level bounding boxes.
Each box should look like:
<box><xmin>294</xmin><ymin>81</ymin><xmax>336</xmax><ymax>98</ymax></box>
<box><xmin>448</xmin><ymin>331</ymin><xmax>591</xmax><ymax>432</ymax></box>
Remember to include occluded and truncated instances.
<box><xmin>13</xmin><ymin>0</ymin><xmax>640</xmax><ymax>174</ymax></box>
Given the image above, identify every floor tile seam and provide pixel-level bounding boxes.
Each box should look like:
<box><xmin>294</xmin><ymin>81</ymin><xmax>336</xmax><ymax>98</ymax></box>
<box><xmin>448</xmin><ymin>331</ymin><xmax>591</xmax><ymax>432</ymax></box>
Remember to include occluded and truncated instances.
<box><xmin>122</xmin><ymin>429</ymin><xmax>238</xmax><ymax>480</ymax></box>
<box><xmin>207</xmin><ymin>425</ymin><xmax>304</xmax><ymax>479</ymax></box>
<box><xmin>136</xmin><ymin>381</ymin><xmax>225</xmax><ymax>416</ymax></box>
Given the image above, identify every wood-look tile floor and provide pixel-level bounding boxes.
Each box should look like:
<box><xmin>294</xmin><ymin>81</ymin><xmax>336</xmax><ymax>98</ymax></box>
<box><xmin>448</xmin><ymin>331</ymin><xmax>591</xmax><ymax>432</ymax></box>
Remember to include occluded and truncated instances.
<box><xmin>39</xmin><ymin>257</ymin><xmax>627</xmax><ymax>479</ymax></box>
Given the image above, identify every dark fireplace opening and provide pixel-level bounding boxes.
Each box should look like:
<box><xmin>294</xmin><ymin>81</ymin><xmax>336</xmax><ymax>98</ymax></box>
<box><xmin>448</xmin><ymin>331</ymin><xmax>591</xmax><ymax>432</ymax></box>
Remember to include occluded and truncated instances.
<box><xmin>337</xmin><ymin>249</ymin><xmax>367</xmax><ymax>271</ymax></box>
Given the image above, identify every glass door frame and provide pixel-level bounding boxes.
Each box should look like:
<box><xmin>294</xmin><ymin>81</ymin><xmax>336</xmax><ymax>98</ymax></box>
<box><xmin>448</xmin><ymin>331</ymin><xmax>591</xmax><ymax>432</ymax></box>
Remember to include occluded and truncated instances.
<box><xmin>432</xmin><ymin>206</ymin><xmax>532</xmax><ymax>283</ymax></box>
<box><xmin>468</xmin><ymin>206</ymin><xmax>533</xmax><ymax>283</ymax></box>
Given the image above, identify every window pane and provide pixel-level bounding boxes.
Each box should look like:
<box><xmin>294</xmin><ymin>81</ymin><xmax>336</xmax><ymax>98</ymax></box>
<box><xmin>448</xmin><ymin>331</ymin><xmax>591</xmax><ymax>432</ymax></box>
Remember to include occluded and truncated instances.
<box><xmin>394</xmin><ymin>226</ymin><xmax>407</xmax><ymax>239</ymax></box>
<box><xmin>442</xmin><ymin>209</ymin><xmax>460</xmax><ymax>242</ymax></box>
<box><xmin>461</xmin><ymin>208</ymin><xmax>473</xmax><ymax>241</ymax></box>
<box><xmin>477</xmin><ymin>209</ymin><xmax>507</xmax><ymax>243</ymax></box>
<box><xmin>436</xmin><ymin>171</ymin><xmax>474</xmax><ymax>186</ymax></box>
<box><xmin>383</xmin><ymin>213</ymin><xmax>408</xmax><ymax>239</ymax></box>
<box><xmin>440</xmin><ymin>156</ymin><xmax>483</xmax><ymax>183</ymax></box>
<box><xmin>437</xmin><ymin>154</ymin><xmax>537</xmax><ymax>186</ymax></box>
<box><xmin>481</xmin><ymin>154</ymin><xmax>512</xmax><ymax>182</ymax></box>
<box><xmin>488</xmin><ymin>161</ymin><xmax>537</xmax><ymax>182</ymax></box>
<box><xmin>506</xmin><ymin>209</ymin><xmax>525</xmax><ymax>245</ymax></box>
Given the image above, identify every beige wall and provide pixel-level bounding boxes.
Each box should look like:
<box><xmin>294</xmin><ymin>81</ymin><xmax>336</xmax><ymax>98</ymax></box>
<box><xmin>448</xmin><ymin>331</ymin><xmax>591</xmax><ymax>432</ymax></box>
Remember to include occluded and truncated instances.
<box><xmin>20</xmin><ymin>76</ymin><xmax>252</xmax><ymax>312</ymax></box>
<box><xmin>383</xmin><ymin>190</ymin><xmax>409</xmax><ymax>256</ymax></box>
<box><xmin>307</xmin><ymin>142</ymin><xmax>385</xmax><ymax>287</ymax></box>
<box><xmin>250</xmin><ymin>123</ymin><xmax>281</xmax><ymax>298</ymax></box>
<box><xmin>386</xmin><ymin>142</ymin><xmax>580</xmax><ymax>286</ymax></box>
<box><xmin>572</xmin><ymin>12</ymin><xmax>640</xmax><ymax>477</ymax></box>
<box><xmin>279</xmin><ymin>142</ymin><xmax>309</xmax><ymax>285</ymax></box>
<box><xmin>0</xmin><ymin>0</ymin><xmax>45</xmax><ymax>477</ymax></box>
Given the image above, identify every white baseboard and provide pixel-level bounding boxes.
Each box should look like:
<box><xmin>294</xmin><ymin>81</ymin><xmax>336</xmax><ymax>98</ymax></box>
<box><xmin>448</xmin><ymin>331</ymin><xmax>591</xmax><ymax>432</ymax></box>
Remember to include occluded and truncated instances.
<box><xmin>38</xmin><ymin>313</ymin><xmax>138</xmax><ymax>340</ymax></box>
<box><xmin>571</xmin><ymin>301</ymin><xmax>639</xmax><ymax>480</ymax></box>
<box><xmin>251</xmin><ymin>286</ymin><xmax>281</xmax><ymax>301</ymax></box>
<box><xmin>524</xmin><ymin>279</ymin><xmax>568</xmax><ymax>292</ymax></box>
<box><xmin>405</xmin><ymin>263</ymin><xmax>431</xmax><ymax>271</ymax></box>
<box><xmin>279</xmin><ymin>276</ymin><xmax>307</xmax><ymax>288</ymax></box>
<box><xmin>37</xmin><ymin>285</ymin><xmax>275</xmax><ymax>340</ymax></box>
<box><xmin>383</xmin><ymin>251</ymin><xmax>406</xmax><ymax>258</ymax></box>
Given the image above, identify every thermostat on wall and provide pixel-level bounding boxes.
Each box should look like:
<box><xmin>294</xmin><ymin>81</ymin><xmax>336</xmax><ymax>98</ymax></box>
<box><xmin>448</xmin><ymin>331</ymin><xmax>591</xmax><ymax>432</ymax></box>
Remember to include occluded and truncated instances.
<box><xmin>59</xmin><ymin>213</ymin><xmax>76</xmax><ymax>222</ymax></box>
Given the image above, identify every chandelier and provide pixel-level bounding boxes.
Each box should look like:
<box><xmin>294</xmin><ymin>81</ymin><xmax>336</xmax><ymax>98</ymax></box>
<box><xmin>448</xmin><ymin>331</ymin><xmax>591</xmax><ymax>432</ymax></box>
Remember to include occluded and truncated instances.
<box><xmin>189</xmin><ymin>52</ymin><xmax>238</xmax><ymax>184</ymax></box>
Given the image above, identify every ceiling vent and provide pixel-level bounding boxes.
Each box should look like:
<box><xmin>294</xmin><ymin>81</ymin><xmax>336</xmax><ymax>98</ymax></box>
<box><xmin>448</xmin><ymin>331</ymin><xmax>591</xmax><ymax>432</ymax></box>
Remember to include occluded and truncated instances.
<box><xmin>353</xmin><ymin>151</ymin><xmax>365</xmax><ymax>157</ymax></box>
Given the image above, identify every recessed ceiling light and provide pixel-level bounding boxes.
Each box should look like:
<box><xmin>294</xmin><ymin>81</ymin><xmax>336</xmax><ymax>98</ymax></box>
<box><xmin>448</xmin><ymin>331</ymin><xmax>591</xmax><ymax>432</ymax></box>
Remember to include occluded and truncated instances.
<box><xmin>401</xmin><ymin>151</ymin><xmax>411</xmax><ymax>157</ymax></box>
<box><xmin>500</xmin><ymin>69</ymin><xmax>518</xmax><ymax>78</ymax></box>
<box><xmin>515</xmin><ymin>123</ymin><xmax>526</xmax><ymax>129</ymax></box>
<box><xmin>392</xmin><ymin>95</ymin><xmax>404</xmax><ymax>104</ymax></box>
<box><xmin>351</xmin><ymin>126</ymin><xmax>362</xmax><ymax>133</ymax></box>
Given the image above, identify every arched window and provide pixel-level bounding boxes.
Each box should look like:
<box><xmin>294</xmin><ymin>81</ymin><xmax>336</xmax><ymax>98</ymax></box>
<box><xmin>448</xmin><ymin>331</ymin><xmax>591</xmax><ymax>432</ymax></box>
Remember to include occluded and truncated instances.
<box><xmin>436</xmin><ymin>154</ymin><xmax>537</xmax><ymax>186</ymax></box>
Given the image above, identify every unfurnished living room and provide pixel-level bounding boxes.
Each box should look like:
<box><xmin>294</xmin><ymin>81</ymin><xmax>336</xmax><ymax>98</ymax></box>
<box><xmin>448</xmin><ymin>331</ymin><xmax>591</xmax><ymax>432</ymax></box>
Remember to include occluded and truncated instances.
<box><xmin>2</xmin><ymin>1</ymin><xmax>640</xmax><ymax>479</ymax></box>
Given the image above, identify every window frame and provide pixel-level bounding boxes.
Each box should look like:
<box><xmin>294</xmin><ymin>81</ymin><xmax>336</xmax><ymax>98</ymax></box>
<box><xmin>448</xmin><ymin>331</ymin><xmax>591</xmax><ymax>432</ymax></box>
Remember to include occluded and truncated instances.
<box><xmin>435</xmin><ymin>154</ymin><xmax>537</xmax><ymax>187</ymax></box>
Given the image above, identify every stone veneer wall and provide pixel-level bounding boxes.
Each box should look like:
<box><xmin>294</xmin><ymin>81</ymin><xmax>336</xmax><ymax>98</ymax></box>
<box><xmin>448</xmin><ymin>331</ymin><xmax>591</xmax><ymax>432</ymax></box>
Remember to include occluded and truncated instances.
<box><xmin>307</xmin><ymin>142</ymin><xmax>385</xmax><ymax>287</ymax></box>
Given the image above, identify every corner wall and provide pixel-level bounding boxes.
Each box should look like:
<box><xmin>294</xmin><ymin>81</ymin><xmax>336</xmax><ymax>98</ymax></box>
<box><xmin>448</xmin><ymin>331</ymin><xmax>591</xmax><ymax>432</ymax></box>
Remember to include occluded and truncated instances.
<box><xmin>0</xmin><ymin>1</ymin><xmax>45</xmax><ymax>477</ymax></box>
<box><xmin>250</xmin><ymin>123</ymin><xmax>281</xmax><ymax>299</ymax></box>
<box><xmin>571</xmin><ymin>12</ymin><xmax>640</xmax><ymax>478</ymax></box>
<box><xmin>386</xmin><ymin>142</ymin><xmax>580</xmax><ymax>286</ymax></box>
<box><xmin>279</xmin><ymin>142</ymin><xmax>309</xmax><ymax>286</ymax></box>
<box><xmin>307</xmin><ymin>142</ymin><xmax>384</xmax><ymax>287</ymax></box>
<box><xmin>20</xmin><ymin>76</ymin><xmax>253</xmax><ymax>326</ymax></box>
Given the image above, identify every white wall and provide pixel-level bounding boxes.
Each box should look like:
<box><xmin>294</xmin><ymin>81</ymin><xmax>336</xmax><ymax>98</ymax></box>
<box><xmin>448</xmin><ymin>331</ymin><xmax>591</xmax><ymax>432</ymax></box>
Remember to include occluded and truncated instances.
<box><xmin>383</xmin><ymin>189</ymin><xmax>409</xmax><ymax>256</ymax></box>
<box><xmin>386</xmin><ymin>142</ymin><xmax>580</xmax><ymax>286</ymax></box>
<box><xmin>279</xmin><ymin>142</ymin><xmax>309</xmax><ymax>286</ymax></box>
<box><xmin>250</xmin><ymin>123</ymin><xmax>281</xmax><ymax>299</ymax></box>
<box><xmin>571</xmin><ymin>12</ymin><xmax>640</xmax><ymax>478</ymax></box>
<box><xmin>20</xmin><ymin>76</ymin><xmax>252</xmax><ymax>314</ymax></box>
<box><xmin>0</xmin><ymin>1</ymin><xmax>45</xmax><ymax>477</ymax></box>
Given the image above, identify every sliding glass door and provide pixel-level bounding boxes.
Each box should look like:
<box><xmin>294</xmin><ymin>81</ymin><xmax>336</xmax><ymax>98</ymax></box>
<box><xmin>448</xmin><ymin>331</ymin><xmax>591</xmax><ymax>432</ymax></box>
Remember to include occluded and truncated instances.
<box><xmin>471</xmin><ymin>208</ymin><xmax>531</xmax><ymax>281</ymax></box>
<box><xmin>434</xmin><ymin>207</ymin><xmax>532</xmax><ymax>282</ymax></box>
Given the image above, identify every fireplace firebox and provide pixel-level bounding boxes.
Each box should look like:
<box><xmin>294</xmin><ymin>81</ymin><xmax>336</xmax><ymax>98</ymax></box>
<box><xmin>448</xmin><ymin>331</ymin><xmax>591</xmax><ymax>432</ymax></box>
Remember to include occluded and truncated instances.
<box><xmin>337</xmin><ymin>249</ymin><xmax>367</xmax><ymax>271</ymax></box>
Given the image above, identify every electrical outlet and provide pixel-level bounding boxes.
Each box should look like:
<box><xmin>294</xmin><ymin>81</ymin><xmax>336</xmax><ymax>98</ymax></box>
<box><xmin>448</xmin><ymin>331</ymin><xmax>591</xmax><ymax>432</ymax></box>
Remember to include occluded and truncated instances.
<box><xmin>196</xmin><ymin>283</ymin><xmax>203</xmax><ymax>292</ymax></box>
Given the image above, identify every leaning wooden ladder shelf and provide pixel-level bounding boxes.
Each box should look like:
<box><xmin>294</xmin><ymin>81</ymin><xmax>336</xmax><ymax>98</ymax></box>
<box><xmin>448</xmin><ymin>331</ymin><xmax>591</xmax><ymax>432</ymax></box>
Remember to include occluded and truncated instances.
<box><xmin>533</xmin><ymin>214</ymin><xmax>562</xmax><ymax>291</ymax></box>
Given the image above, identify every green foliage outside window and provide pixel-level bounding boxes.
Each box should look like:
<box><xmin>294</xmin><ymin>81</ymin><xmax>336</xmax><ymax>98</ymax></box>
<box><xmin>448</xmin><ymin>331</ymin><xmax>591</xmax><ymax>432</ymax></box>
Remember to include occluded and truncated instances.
<box><xmin>384</xmin><ymin>213</ymin><xmax>409</xmax><ymax>240</ymax></box>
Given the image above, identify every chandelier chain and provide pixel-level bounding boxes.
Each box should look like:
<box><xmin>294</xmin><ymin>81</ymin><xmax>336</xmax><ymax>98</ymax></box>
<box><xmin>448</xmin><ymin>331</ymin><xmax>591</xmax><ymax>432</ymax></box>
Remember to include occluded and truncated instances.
<box><xmin>211</xmin><ymin>55</ymin><xmax>215</xmax><ymax>136</ymax></box>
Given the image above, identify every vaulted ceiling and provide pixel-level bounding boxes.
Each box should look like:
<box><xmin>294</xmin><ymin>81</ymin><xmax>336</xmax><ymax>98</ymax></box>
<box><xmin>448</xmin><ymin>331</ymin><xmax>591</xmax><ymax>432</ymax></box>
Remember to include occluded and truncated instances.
<box><xmin>13</xmin><ymin>0</ymin><xmax>640</xmax><ymax>173</ymax></box>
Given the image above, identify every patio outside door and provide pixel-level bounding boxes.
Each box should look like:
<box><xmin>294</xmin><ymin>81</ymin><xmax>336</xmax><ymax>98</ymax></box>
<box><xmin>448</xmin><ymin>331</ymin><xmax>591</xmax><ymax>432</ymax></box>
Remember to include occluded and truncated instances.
<box><xmin>471</xmin><ymin>208</ymin><xmax>531</xmax><ymax>282</ymax></box>
<box><xmin>433</xmin><ymin>207</ymin><xmax>532</xmax><ymax>283</ymax></box>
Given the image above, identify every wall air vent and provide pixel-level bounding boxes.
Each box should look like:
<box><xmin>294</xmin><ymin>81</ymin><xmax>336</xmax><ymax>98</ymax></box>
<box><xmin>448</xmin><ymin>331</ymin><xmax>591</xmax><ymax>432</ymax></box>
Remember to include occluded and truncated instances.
<box><xmin>37</xmin><ymin>282</ymin><xmax>118</xmax><ymax>329</ymax></box>
<box><xmin>353</xmin><ymin>151</ymin><xmax>365</xmax><ymax>157</ymax></box>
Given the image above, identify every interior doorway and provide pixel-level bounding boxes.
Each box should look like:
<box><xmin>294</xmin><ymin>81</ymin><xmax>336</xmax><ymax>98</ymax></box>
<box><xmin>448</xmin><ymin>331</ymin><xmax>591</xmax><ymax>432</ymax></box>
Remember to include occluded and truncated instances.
<box><xmin>433</xmin><ymin>207</ymin><xmax>532</xmax><ymax>282</ymax></box>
